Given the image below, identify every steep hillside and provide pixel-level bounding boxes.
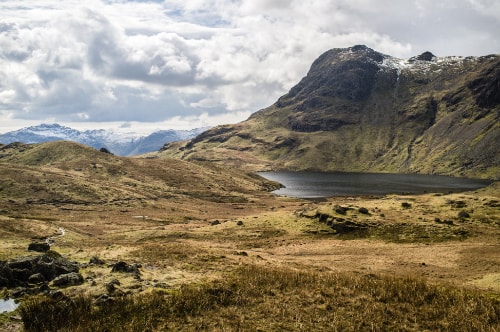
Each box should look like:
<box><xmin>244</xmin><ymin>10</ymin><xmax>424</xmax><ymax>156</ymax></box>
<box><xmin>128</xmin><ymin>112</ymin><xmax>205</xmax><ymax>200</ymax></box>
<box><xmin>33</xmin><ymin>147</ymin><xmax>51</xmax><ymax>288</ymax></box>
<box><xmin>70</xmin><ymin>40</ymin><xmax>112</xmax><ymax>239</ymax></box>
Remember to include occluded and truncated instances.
<box><xmin>159</xmin><ymin>46</ymin><xmax>499</xmax><ymax>179</ymax></box>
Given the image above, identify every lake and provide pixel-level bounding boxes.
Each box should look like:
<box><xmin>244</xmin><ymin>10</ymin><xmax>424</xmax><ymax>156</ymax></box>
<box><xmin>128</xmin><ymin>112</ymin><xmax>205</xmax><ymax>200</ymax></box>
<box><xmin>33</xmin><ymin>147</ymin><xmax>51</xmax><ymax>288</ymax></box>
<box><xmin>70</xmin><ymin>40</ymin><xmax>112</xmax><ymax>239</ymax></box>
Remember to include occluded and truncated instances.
<box><xmin>257</xmin><ymin>171</ymin><xmax>492</xmax><ymax>198</ymax></box>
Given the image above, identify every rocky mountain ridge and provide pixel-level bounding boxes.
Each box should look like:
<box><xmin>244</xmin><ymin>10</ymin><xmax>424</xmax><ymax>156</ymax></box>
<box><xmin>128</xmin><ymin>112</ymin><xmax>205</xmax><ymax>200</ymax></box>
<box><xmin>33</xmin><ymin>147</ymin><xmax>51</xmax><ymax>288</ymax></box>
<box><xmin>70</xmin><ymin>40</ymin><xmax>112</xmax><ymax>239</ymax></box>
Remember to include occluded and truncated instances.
<box><xmin>159</xmin><ymin>45</ymin><xmax>499</xmax><ymax>179</ymax></box>
<box><xmin>0</xmin><ymin>123</ymin><xmax>207</xmax><ymax>156</ymax></box>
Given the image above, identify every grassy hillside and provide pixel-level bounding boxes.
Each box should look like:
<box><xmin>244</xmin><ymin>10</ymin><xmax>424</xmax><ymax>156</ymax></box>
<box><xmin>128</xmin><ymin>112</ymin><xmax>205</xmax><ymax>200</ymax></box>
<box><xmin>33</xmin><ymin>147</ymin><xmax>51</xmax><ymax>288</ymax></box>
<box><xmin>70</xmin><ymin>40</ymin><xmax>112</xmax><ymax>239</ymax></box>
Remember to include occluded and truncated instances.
<box><xmin>0</xmin><ymin>141</ymin><xmax>280</xmax><ymax>206</ymax></box>
<box><xmin>159</xmin><ymin>47</ymin><xmax>499</xmax><ymax>179</ymax></box>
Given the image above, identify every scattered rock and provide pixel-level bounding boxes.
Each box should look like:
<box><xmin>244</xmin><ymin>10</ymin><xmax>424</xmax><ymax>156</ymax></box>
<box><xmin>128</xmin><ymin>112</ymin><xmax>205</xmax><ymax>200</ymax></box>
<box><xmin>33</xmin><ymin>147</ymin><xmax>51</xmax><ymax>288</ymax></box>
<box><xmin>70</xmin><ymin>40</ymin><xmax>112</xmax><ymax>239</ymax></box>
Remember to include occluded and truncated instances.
<box><xmin>105</xmin><ymin>279</ymin><xmax>120</xmax><ymax>293</ymax></box>
<box><xmin>315</xmin><ymin>212</ymin><xmax>332</xmax><ymax>223</ymax></box>
<box><xmin>111</xmin><ymin>261</ymin><xmax>141</xmax><ymax>279</ymax></box>
<box><xmin>401</xmin><ymin>202</ymin><xmax>412</xmax><ymax>209</ymax></box>
<box><xmin>434</xmin><ymin>218</ymin><xmax>454</xmax><ymax>225</ymax></box>
<box><xmin>447</xmin><ymin>200</ymin><xmax>467</xmax><ymax>208</ymax></box>
<box><xmin>236</xmin><ymin>220</ymin><xmax>244</xmax><ymax>226</ymax></box>
<box><xmin>331</xmin><ymin>219</ymin><xmax>368</xmax><ymax>234</ymax></box>
<box><xmin>52</xmin><ymin>272</ymin><xmax>84</xmax><ymax>287</ymax></box>
<box><xmin>154</xmin><ymin>282</ymin><xmax>169</xmax><ymax>289</ymax></box>
<box><xmin>333</xmin><ymin>205</ymin><xmax>348</xmax><ymax>215</ymax></box>
<box><xmin>458</xmin><ymin>211</ymin><xmax>471</xmax><ymax>219</ymax></box>
<box><xmin>210</xmin><ymin>220</ymin><xmax>221</xmax><ymax>226</ymax></box>
<box><xmin>89</xmin><ymin>256</ymin><xmax>106</xmax><ymax>265</ymax></box>
<box><xmin>358</xmin><ymin>207</ymin><xmax>370</xmax><ymax>215</ymax></box>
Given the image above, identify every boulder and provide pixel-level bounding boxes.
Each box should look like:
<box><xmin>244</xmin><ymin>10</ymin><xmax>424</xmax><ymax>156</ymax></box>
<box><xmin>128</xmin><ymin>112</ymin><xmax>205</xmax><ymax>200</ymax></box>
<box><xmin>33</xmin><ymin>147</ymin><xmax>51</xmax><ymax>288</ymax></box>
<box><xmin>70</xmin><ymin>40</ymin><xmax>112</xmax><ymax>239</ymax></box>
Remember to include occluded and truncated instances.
<box><xmin>331</xmin><ymin>219</ymin><xmax>368</xmax><ymax>234</ymax></box>
<box><xmin>89</xmin><ymin>256</ymin><xmax>106</xmax><ymax>265</ymax></box>
<box><xmin>28</xmin><ymin>273</ymin><xmax>45</xmax><ymax>284</ymax></box>
<box><xmin>111</xmin><ymin>261</ymin><xmax>140</xmax><ymax>274</ymax></box>
<box><xmin>105</xmin><ymin>279</ymin><xmax>121</xmax><ymax>293</ymax></box>
<box><xmin>52</xmin><ymin>272</ymin><xmax>84</xmax><ymax>287</ymax></box>
<box><xmin>415</xmin><ymin>51</ymin><xmax>436</xmax><ymax>61</ymax></box>
<box><xmin>0</xmin><ymin>251</ymin><xmax>79</xmax><ymax>288</ymax></box>
<box><xmin>111</xmin><ymin>261</ymin><xmax>141</xmax><ymax>280</ymax></box>
<box><xmin>28</xmin><ymin>242</ymin><xmax>50</xmax><ymax>253</ymax></box>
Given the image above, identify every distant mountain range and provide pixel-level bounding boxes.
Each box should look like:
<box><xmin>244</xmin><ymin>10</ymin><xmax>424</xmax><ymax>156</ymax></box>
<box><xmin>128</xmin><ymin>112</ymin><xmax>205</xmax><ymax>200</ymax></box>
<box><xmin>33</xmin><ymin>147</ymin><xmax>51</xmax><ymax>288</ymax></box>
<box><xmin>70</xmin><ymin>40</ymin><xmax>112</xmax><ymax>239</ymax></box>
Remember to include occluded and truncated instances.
<box><xmin>0</xmin><ymin>123</ymin><xmax>208</xmax><ymax>156</ymax></box>
<box><xmin>159</xmin><ymin>45</ymin><xmax>499</xmax><ymax>179</ymax></box>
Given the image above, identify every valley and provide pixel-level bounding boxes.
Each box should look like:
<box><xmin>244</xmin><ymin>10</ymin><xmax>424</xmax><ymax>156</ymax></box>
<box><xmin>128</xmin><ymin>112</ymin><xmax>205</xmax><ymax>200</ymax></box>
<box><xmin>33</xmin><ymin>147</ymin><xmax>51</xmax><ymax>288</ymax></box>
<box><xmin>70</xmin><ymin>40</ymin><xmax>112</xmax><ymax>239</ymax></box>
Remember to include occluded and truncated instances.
<box><xmin>0</xmin><ymin>142</ymin><xmax>499</xmax><ymax>331</ymax></box>
<box><xmin>0</xmin><ymin>45</ymin><xmax>499</xmax><ymax>331</ymax></box>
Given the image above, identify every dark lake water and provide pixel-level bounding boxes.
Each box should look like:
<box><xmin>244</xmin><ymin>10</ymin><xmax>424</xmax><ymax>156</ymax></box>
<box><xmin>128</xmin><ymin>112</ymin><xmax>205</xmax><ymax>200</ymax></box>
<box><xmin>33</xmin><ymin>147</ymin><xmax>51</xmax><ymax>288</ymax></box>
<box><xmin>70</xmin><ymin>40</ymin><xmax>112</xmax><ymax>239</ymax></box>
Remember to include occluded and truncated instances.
<box><xmin>258</xmin><ymin>171</ymin><xmax>492</xmax><ymax>198</ymax></box>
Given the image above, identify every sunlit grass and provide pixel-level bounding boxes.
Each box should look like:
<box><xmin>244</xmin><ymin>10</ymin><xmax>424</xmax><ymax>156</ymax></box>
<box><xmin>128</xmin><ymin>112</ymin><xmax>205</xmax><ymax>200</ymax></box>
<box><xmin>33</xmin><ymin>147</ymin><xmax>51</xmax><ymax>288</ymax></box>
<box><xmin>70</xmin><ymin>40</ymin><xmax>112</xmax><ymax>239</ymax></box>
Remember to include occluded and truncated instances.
<box><xmin>19</xmin><ymin>265</ymin><xmax>500</xmax><ymax>331</ymax></box>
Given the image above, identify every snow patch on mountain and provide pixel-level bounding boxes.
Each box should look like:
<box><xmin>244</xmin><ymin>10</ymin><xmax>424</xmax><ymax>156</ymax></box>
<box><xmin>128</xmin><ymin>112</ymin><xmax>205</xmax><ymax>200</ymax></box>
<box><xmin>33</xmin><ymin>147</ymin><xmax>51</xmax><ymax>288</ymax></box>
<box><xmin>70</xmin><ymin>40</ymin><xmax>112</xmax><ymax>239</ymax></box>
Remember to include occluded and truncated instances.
<box><xmin>0</xmin><ymin>124</ymin><xmax>209</xmax><ymax>156</ymax></box>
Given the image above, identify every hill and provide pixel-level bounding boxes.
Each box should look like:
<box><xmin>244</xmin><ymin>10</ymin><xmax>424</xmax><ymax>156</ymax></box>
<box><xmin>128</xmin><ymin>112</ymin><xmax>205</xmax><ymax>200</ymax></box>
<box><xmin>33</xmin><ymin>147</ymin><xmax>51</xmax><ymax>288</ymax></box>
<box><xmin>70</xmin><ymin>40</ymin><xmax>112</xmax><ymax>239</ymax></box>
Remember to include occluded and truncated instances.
<box><xmin>0</xmin><ymin>141</ymin><xmax>279</xmax><ymax>206</ymax></box>
<box><xmin>0</xmin><ymin>123</ymin><xmax>207</xmax><ymax>156</ymax></box>
<box><xmin>159</xmin><ymin>45</ymin><xmax>499</xmax><ymax>179</ymax></box>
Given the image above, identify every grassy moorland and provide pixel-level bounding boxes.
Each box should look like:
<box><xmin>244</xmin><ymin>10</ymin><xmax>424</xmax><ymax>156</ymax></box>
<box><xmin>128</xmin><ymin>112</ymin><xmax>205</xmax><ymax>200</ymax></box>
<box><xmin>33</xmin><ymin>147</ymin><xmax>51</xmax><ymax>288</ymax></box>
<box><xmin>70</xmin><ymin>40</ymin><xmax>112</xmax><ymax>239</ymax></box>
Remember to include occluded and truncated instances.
<box><xmin>0</xmin><ymin>142</ymin><xmax>499</xmax><ymax>331</ymax></box>
<box><xmin>19</xmin><ymin>265</ymin><xmax>500</xmax><ymax>331</ymax></box>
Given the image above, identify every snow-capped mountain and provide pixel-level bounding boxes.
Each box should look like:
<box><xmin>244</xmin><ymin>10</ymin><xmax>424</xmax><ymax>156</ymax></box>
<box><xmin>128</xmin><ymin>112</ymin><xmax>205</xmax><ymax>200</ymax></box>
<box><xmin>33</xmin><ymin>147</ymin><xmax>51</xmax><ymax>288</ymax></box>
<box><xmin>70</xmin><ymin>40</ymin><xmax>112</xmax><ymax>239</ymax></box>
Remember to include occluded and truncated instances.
<box><xmin>0</xmin><ymin>124</ymin><xmax>208</xmax><ymax>156</ymax></box>
<box><xmin>159</xmin><ymin>45</ymin><xmax>499</xmax><ymax>178</ymax></box>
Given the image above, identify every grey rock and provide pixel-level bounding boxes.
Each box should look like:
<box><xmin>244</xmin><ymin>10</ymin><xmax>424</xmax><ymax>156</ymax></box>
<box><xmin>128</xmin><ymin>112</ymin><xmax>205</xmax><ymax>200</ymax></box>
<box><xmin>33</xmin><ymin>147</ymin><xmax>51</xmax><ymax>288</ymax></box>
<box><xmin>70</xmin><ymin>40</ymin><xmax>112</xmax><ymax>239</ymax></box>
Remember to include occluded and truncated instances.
<box><xmin>28</xmin><ymin>273</ymin><xmax>45</xmax><ymax>284</ymax></box>
<box><xmin>0</xmin><ymin>251</ymin><xmax>79</xmax><ymax>288</ymax></box>
<box><xmin>52</xmin><ymin>272</ymin><xmax>84</xmax><ymax>287</ymax></box>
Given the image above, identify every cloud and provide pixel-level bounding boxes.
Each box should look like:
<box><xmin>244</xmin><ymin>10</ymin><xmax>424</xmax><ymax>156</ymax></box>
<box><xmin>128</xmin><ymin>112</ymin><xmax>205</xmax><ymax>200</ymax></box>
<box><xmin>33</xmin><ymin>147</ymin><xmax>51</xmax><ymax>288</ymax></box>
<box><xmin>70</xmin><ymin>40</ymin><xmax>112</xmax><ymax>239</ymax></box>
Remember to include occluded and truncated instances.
<box><xmin>0</xmin><ymin>0</ymin><xmax>498</xmax><ymax>132</ymax></box>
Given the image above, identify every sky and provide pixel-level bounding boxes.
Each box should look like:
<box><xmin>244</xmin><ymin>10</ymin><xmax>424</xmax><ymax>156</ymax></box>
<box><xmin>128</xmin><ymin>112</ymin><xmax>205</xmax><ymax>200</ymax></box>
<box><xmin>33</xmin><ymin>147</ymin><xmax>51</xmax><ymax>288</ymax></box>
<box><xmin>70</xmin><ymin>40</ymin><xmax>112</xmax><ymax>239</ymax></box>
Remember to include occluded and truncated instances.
<box><xmin>0</xmin><ymin>0</ymin><xmax>499</xmax><ymax>134</ymax></box>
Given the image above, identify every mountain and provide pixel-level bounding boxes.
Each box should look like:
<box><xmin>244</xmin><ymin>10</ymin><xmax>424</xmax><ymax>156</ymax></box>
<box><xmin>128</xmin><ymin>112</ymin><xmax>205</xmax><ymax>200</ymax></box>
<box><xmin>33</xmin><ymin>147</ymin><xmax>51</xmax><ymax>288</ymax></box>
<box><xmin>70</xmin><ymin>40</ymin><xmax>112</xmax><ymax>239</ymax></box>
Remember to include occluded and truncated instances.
<box><xmin>159</xmin><ymin>45</ymin><xmax>500</xmax><ymax>179</ymax></box>
<box><xmin>0</xmin><ymin>124</ymin><xmax>207</xmax><ymax>156</ymax></box>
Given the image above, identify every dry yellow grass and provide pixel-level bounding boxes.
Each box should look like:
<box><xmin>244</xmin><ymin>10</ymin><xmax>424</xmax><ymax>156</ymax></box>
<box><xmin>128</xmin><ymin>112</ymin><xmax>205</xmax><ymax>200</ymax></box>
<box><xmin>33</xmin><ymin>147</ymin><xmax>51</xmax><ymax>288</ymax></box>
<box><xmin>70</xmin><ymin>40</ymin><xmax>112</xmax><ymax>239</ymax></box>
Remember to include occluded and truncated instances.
<box><xmin>0</xmin><ymin>142</ymin><xmax>498</xmax><ymax>330</ymax></box>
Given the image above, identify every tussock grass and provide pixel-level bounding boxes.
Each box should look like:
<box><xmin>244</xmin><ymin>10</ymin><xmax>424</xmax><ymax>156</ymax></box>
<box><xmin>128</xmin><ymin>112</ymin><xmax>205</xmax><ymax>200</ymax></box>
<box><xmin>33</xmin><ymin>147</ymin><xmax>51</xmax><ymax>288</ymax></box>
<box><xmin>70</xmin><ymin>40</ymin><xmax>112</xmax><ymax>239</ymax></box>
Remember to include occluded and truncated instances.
<box><xmin>19</xmin><ymin>265</ymin><xmax>499</xmax><ymax>331</ymax></box>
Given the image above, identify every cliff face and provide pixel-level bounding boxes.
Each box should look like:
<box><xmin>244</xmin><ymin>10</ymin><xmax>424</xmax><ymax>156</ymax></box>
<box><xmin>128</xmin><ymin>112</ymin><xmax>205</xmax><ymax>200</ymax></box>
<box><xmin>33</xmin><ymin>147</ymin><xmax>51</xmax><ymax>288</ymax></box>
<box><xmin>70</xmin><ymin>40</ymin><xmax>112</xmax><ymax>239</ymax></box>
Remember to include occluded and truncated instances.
<box><xmin>160</xmin><ymin>46</ymin><xmax>500</xmax><ymax>179</ymax></box>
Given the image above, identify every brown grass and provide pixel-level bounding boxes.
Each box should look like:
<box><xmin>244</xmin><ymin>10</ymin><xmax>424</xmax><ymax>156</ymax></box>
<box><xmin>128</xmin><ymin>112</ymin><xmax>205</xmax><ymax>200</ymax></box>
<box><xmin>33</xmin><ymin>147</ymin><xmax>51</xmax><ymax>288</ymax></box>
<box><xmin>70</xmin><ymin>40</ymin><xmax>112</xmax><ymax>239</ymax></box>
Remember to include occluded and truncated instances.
<box><xmin>1</xmin><ymin>144</ymin><xmax>499</xmax><ymax>331</ymax></box>
<box><xmin>19</xmin><ymin>265</ymin><xmax>500</xmax><ymax>331</ymax></box>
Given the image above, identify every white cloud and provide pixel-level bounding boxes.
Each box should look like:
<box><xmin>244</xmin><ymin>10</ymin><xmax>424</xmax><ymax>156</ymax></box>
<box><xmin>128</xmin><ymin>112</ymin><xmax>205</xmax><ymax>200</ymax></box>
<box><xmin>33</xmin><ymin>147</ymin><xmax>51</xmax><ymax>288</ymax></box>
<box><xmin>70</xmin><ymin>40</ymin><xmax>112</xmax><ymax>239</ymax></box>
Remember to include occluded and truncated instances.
<box><xmin>0</xmin><ymin>0</ymin><xmax>498</xmax><ymax>133</ymax></box>
<box><xmin>467</xmin><ymin>0</ymin><xmax>500</xmax><ymax>20</ymax></box>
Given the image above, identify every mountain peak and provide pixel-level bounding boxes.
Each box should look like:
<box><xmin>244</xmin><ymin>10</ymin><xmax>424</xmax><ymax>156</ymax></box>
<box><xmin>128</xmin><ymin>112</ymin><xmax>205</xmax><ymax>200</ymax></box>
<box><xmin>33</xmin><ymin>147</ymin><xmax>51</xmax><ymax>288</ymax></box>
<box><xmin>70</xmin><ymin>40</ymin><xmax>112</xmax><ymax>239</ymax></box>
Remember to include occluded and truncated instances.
<box><xmin>415</xmin><ymin>51</ymin><xmax>436</xmax><ymax>61</ymax></box>
<box><xmin>0</xmin><ymin>124</ymin><xmax>208</xmax><ymax>156</ymax></box>
<box><xmin>161</xmin><ymin>46</ymin><xmax>499</xmax><ymax>179</ymax></box>
<box><xmin>311</xmin><ymin>45</ymin><xmax>385</xmax><ymax>68</ymax></box>
<box><xmin>277</xmin><ymin>45</ymin><xmax>387</xmax><ymax>112</ymax></box>
<box><xmin>18</xmin><ymin>123</ymin><xmax>69</xmax><ymax>133</ymax></box>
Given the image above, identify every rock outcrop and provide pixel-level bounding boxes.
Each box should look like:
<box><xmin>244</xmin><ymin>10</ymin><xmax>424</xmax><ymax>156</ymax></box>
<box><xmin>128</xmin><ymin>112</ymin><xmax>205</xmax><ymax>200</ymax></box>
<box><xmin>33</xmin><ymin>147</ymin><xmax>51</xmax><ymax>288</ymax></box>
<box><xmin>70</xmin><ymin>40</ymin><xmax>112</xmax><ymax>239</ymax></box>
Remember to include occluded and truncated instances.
<box><xmin>28</xmin><ymin>242</ymin><xmax>50</xmax><ymax>253</ymax></box>
<box><xmin>0</xmin><ymin>251</ymin><xmax>80</xmax><ymax>288</ymax></box>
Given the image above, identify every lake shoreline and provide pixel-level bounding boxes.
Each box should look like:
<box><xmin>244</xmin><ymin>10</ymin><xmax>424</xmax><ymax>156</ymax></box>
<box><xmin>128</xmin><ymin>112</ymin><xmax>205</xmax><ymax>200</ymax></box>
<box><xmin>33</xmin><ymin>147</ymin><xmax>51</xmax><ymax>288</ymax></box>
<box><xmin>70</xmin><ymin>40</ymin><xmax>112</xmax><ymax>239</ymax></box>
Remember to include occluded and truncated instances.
<box><xmin>258</xmin><ymin>171</ymin><xmax>493</xmax><ymax>198</ymax></box>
